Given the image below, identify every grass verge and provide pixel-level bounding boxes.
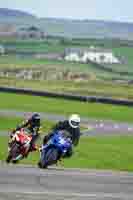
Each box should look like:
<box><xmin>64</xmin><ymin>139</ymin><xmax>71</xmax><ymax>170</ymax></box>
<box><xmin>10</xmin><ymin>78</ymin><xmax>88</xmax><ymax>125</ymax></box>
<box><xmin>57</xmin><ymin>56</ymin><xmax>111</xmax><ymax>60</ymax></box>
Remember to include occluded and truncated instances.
<box><xmin>1</xmin><ymin>136</ymin><xmax>133</xmax><ymax>172</ymax></box>
<box><xmin>0</xmin><ymin>116</ymin><xmax>22</xmax><ymax>131</ymax></box>
<box><xmin>0</xmin><ymin>78</ymin><xmax>132</xmax><ymax>100</ymax></box>
<box><xmin>0</xmin><ymin>92</ymin><xmax>133</xmax><ymax>123</ymax></box>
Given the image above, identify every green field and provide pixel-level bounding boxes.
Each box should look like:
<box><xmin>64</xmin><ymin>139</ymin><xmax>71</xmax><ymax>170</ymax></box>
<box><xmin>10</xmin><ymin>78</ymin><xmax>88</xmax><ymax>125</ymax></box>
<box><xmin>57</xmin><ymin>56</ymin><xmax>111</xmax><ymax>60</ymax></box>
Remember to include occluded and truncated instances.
<box><xmin>0</xmin><ymin>55</ymin><xmax>94</xmax><ymax>73</ymax></box>
<box><xmin>100</xmin><ymin>47</ymin><xmax>133</xmax><ymax>74</ymax></box>
<box><xmin>0</xmin><ymin>77</ymin><xmax>133</xmax><ymax>100</ymax></box>
<box><xmin>0</xmin><ymin>55</ymin><xmax>127</xmax><ymax>82</ymax></box>
<box><xmin>4</xmin><ymin>41</ymin><xmax>66</xmax><ymax>53</ymax></box>
<box><xmin>0</xmin><ymin>92</ymin><xmax>133</xmax><ymax>123</ymax></box>
<box><xmin>1</xmin><ymin>39</ymin><xmax>116</xmax><ymax>53</ymax></box>
<box><xmin>1</xmin><ymin>135</ymin><xmax>133</xmax><ymax>172</ymax></box>
<box><xmin>0</xmin><ymin>116</ymin><xmax>22</xmax><ymax>131</ymax></box>
<box><xmin>0</xmin><ymin>54</ymin><xmax>116</xmax><ymax>75</ymax></box>
<box><xmin>113</xmin><ymin>47</ymin><xmax>133</xmax><ymax>66</ymax></box>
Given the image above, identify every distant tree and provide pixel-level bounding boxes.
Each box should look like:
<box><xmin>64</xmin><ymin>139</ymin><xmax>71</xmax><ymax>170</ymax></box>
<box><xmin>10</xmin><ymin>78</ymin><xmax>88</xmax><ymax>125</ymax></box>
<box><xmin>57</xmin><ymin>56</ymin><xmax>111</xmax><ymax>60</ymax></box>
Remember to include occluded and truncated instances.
<box><xmin>28</xmin><ymin>26</ymin><xmax>39</xmax><ymax>31</ymax></box>
<box><xmin>60</xmin><ymin>38</ymin><xmax>72</xmax><ymax>45</ymax></box>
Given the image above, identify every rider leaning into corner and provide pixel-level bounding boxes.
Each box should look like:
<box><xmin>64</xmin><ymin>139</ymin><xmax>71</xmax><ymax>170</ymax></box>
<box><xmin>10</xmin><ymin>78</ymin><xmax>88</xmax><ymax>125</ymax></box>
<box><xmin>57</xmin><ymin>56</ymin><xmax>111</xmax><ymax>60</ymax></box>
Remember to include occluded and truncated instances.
<box><xmin>9</xmin><ymin>113</ymin><xmax>41</xmax><ymax>156</ymax></box>
<box><xmin>43</xmin><ymin>114</ymin><xmax>81</xmax><ymax>158</ymax></box>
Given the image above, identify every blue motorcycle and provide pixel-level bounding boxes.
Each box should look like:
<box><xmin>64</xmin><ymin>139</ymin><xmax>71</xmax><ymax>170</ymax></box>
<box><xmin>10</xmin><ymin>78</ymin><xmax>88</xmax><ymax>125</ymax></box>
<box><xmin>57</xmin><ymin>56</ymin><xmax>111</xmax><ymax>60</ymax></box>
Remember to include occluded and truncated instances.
<box><xmin>38</xmin><ymin>131</ymin><xmax>72</xmax><ymax>168</ymax></box>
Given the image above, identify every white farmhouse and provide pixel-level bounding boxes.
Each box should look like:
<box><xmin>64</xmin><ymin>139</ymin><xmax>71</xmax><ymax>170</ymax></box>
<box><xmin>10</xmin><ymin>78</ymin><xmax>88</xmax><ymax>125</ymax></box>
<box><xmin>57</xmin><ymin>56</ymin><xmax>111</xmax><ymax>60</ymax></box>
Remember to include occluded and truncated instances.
<box><xmin>64</xmin><ymin>46</ymin><xmax>120</xmax><ymax>64</ymax></box>
<box><xmin>65</xmin><ymin>52</ymin><xmax>80</xmax><ymax>62</ymax></box>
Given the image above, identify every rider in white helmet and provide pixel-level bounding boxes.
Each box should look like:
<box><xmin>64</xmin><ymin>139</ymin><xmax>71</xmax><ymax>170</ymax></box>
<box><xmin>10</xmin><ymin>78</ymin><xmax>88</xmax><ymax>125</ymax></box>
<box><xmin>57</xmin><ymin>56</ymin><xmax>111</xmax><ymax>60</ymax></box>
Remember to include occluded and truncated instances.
<box><xmin>68</xmin><ymin>114</ymin><xmax>80</xmax><ymax>129</ymax></box>
<box><xmin>43</xmin><ymin>114</ymin><xmax>81</xmax><ymax>157</ymax></box>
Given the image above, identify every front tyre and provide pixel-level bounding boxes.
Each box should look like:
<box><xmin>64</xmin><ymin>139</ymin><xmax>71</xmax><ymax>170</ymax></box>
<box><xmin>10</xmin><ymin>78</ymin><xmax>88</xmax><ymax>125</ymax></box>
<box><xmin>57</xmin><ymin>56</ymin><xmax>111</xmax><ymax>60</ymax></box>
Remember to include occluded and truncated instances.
<box><xmin>40</xmin><ymin>147</ymin><xmax>59</xmax><ymax>168</ymax></box>
<box><xmin>6</xmin><ymin>154</ymin><xmax>12</xmax><ymax>163</ymax></box>
<box><xmin>38</xmin><ymin>160</ymin><xmax>43</xmax><ymax>168</ymax></box>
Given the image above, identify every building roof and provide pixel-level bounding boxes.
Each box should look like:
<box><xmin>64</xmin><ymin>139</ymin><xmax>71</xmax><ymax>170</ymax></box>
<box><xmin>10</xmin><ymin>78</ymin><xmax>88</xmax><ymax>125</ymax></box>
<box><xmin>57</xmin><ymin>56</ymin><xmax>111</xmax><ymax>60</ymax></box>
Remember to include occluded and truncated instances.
<box><xmin>65</xmin><ymin>46</ymin><xmax>112</xmax><ymax>55</ymax></box>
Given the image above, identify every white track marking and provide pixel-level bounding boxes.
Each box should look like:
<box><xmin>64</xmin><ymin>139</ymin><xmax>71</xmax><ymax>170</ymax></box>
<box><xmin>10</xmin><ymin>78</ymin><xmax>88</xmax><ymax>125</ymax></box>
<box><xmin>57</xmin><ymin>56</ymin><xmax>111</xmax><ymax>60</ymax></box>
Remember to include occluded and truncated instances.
<box><xmin>99</xmin><ymin>123</ymin><xmax>104</xmax><ymax>128</ymax></box>
<box><xmin>114</xmin><ymin>124</ymin><xmax>119</xmax><ymax>129</ymax></box>
<box><xmin>5</xmin><ymin>190</ymin><xmax>133</xmax><ymax>199</ymax></box>
<box><xmin>128</xmin><ymin>127</ymin><xmax>133</xmax><ymax>131</ymax></box>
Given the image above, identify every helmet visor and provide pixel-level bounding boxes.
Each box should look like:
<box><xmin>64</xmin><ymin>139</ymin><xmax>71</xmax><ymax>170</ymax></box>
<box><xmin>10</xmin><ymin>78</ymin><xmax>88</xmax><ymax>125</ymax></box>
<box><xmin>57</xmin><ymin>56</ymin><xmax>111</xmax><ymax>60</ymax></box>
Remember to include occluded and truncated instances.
<box><xmin>71</xmin><ymin>120</ymin><xmax>79</xmax><ymax>127</ymax></box>
<box><xmin>32</xmin><ymin>118</ymin><xmax>40</xmax><ymax>125</ymax></box>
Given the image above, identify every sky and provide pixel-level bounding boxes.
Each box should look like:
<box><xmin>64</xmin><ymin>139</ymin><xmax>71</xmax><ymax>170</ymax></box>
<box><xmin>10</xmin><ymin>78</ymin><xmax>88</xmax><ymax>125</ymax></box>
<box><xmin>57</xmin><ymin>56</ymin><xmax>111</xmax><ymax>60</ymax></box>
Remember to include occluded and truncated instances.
<box><xmin>1</xmin><ymin>0</ymin><xmax>133</xmax><ymax>23</ymax></box>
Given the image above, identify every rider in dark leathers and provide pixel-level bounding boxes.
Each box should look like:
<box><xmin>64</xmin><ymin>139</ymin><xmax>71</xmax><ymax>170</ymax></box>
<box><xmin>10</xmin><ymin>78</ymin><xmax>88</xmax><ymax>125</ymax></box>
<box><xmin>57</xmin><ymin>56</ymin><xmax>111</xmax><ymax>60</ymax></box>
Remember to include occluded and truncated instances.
<box><xmin>10</xmin><ymin>113</ymin><xmax>41</xmax><ymax>152</ymax></box>
<box><xmin>43</xmin><ymin>114</ymin><xmax>81</xmax><ymax>157</ymax></box>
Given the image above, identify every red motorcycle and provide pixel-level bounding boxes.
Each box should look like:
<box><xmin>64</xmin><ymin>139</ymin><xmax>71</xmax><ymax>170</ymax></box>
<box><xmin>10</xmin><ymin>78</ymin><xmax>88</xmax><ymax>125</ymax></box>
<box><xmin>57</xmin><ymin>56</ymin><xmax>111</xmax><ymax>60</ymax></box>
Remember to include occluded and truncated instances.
<box><xmin>6</xmin><ymin>128</ymin><xmax>34</xmax><ymax>163</ymax></box>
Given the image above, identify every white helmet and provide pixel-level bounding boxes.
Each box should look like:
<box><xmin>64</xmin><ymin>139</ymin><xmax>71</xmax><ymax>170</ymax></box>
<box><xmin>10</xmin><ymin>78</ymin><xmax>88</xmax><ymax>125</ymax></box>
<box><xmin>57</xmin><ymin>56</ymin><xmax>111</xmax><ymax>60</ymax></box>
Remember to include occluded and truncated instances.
<box><xmin>69</xmin><ymin>114</ymin><xmax>80</xmax><ymax>128</ymax></box>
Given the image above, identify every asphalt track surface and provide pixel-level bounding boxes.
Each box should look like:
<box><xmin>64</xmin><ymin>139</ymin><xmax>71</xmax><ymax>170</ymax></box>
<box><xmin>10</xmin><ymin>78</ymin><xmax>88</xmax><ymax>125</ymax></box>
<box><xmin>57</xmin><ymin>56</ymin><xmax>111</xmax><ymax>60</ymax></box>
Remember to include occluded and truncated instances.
<box><xmin>0</xmin><ymin>109</ymin><xmax>133</xmax><ymax>136</ymax></box>
<box><xmin>0</xmin><ymin>163</ymin><xmax>133</xmax><ymax>200</ymax></box>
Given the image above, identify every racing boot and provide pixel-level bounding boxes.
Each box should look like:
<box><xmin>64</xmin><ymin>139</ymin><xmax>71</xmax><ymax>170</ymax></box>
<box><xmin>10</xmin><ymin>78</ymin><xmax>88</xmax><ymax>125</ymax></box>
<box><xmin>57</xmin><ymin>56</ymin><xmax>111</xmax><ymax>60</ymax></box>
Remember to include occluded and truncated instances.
<box><xmin>56</xmin><ymin>158</ymin><xmax>64</xmax><ymax>167</ymax></box>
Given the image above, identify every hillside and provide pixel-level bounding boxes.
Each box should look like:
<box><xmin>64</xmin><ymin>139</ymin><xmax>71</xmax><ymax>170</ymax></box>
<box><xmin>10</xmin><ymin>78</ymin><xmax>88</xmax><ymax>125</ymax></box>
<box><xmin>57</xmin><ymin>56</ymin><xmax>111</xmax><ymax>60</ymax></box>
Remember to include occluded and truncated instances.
<box><xmin>39</xmin><ymin>18</ymin><xmax>133</xmax><ymax>40</ymax></box>
<box><xmin>0</xmin><ymin>8</ymin><xmax>38</xmax><ymax>26</ymax></box>
<box><xmin>0</xmin><ymin>8</ymin><xmax>133</xmax><ymax>39</ymax></box>
<box><xmin>0</xmin><ymin>8</ymin><xmax>36</xmax><ymax>18</ymax></box>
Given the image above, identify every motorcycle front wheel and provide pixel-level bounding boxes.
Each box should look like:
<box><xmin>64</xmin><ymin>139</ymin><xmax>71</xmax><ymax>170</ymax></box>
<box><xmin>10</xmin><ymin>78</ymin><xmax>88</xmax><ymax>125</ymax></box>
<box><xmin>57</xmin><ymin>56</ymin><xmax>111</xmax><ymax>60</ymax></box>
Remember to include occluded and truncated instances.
<box><xmin>39</xmin><ymin>147</ymin><xmax>59</xmax><ymax>168</ymax></box>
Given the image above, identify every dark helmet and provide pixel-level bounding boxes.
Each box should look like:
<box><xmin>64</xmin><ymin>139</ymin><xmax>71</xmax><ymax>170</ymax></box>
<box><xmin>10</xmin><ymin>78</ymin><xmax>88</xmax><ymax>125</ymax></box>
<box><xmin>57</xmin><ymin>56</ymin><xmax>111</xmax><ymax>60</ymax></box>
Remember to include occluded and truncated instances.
<box><xmin>31</xmin><ymin>113</ymin><xmax>40</xmax><ymax>126</ymax></box>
